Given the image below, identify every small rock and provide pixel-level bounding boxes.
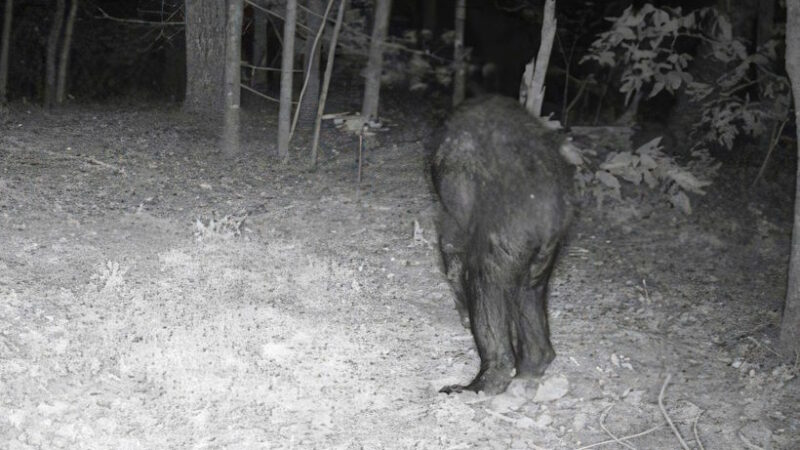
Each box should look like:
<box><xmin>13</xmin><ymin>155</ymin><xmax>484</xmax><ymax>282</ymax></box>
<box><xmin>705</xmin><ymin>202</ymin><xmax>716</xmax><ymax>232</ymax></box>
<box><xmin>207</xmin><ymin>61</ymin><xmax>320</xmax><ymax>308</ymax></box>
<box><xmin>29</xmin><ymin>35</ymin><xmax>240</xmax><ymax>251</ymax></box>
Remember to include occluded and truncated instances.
<box><xmin>515</xmin><ymin>416</ymin><xmax>536</xmax><ymax>429</ymax></box>
<box><xmin>573</xmin><ymin>413</ymin><xmax>588</xmax><ymax>431</ymax></box>
<box><xmin>534</xmin><ymin>413</ymin><xmax>553</xmax><ymax>428</ymax></box>
<box><xmin>533</xmin><ymin>375</ymin><xmax>569</xmax><ymax>402</ymax></box>
<box><xmin>490</xmin><ymin>387</ymin><xmax>528</xmax><ymax>412</ymax></box>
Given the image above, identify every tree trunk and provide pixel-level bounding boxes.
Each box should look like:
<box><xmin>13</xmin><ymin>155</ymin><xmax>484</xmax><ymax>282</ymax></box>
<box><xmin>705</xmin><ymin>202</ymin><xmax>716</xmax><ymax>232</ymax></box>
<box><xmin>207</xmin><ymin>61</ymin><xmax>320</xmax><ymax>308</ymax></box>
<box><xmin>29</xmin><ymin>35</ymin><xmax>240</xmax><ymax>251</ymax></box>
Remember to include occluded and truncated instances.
<box><xmin>251</xmin><ymin>6</ymin><xmax>268</xmax><ymax>88</ymax></box>
<box><xmin>184</xmin><ymin>0</ymin><xmax>227</xmax><ymax>116</ymax></box>
<box><xmin>44</xmin><ymin>0</ymin><xmax>65</xmax><ymax>109</ymax></box>
<box><xmin>780</xmin><ymin>0</ymin><xmax>800</xmax><ymax>358</ymax></box>
<box><xmin>163</xmin><ymin>33</ymin><xmax>186</xmax><ymax>101</ymax></box>
<box><xmin>0</xmin><ymin>0</ymin><xmax>12</xmax><ymax>104</ymax></box>
<box><xmin>756</xmin><ymin>0</ymin><xmax>777</xmax><ymax>158</ymax></box>
<box><xmin>311</xmin><ymin>0</ymin><xmax>347</xmax><ymax>167</ymax></box>
<box><xmin>452</xmin><ymin>0</ymin><xmax>465</xmax><ymax>107</ymax></box>
<box><xmin>422</xmin><ymin>0</ymin><xmax>436</xmax><ymax>39</ymax></box>
<box><xmin>757</xmin><ymin>0</ymin><xmax>775</xmax><ymax>46</ymax></box>
<box><xmin>297</xmin><ymin>0</ymin><xmax>324</xmax><ymax>130</ymax></box>
<box><xmin>223</xmin><ymin>0</ymin><xmax>243</xmax><ymax>155</ymax></box>
<box><xmin>524</xmin><ymin>0</ymin><xmax>556</xmax><ymax>117</ymax></box>
<box><xmin>55</xmin><ymin>0</ymin><xmax>77</xmax><ymax>105</ymax></box>
<box><xmin>277</xmin><ymin>0</ymin><xmax>298</xmax><ymax>160</ymax></box>
<box><xmin>360</xmin><ymin>0</ymin><xmax>392</xmax><ymax>121</ymax></box>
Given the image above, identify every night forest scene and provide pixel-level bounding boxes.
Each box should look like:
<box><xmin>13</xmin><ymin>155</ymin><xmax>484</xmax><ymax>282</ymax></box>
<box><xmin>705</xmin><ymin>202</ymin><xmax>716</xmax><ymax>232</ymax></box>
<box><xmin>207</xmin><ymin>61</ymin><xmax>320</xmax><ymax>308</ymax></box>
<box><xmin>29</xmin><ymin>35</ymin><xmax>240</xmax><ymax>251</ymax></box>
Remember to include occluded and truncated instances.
<box><xmin>1</xmin><ymin>0</ymin><xmax>800</xmax><ymax>448</ymax></box>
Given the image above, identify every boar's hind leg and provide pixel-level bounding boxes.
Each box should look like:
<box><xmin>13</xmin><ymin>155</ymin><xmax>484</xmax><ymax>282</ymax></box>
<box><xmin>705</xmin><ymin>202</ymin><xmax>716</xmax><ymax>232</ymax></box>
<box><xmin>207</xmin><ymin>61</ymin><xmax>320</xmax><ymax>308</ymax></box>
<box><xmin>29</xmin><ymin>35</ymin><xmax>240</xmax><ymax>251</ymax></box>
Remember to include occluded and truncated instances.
<box><xmin>514</xmin><ymin>240</ymin><xmax>560</xmax><ymax>378</ymax></box>
<box><xmin>441</xmin><ymin>263</ymin><xmax>516</xmax><ymax>395</ymax></box>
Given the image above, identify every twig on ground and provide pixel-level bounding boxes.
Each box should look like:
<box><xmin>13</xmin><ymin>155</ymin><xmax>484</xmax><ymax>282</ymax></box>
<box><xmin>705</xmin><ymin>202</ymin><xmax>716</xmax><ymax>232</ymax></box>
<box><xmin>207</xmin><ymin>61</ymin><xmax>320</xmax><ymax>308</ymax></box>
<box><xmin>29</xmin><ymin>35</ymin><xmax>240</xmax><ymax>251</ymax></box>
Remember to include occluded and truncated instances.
<box><xmin>483</xmin><ymin>408</ymin><xmax>515</xmax><ymax>424</ymax></box>
<box><xmin>746</xmin><ymin>336</ymin><xmax>783</xmax><ymax>358</ymax></box>
<box><xmin>599</xmin><ymin>404</ymin><xmax>637</xmax><ymax>450</ymax></box>
<box><xmin>463</xmin><ymin>395</ymin><xmax>495</xmax><ymax>405</ymax></box>
<box><xmin>693</xmin><ymin>410</ymin><xmax>706</xmax><ymax>450</ymax></box>
<box><xmin>658</xmin><ymin>374</ymin><xmax>691</xmax><ymax>450</ymax></box>
<box><xmin>83</xmin><ymin>155</ymin><xmax>124</xmax><ymax>173</ymax></box>
<box><xmin>574</xmin><ymin>424</ymin><xmax>664</xmax><ymax>450</ymax></box>
<box><xmin>641</xmin><ymin>279</ymin><xmax>651</xmax><ymax>303</ymax></box>
<box><xmin>8</xmin><ymin>144</ymin><xmax>126</xmax><ymax>175</ymax></box>
<box><xmin>738</xmin><ymin>431</ymin><xmax>766</xmax><ymax>450</ymax></box>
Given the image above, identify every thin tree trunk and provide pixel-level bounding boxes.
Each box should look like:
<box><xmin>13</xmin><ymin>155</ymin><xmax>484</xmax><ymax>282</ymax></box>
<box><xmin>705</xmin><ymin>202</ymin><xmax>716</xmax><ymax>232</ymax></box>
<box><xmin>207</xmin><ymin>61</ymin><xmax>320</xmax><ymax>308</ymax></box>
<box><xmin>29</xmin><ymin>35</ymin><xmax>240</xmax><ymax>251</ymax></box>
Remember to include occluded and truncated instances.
<box><xmin>277</xmin><ymin>0</ymin><xmax>298</xmax><ymax>160</ymax></box>
<box><xmin>756</xmin><ymin>0</ymin><xmax>777</xmax><ymax>165</ymax></box>
<box><xmin>780</xmin><ymin>0</ymin><xmax>800</xmax><ymax>357</ymax></box>
<box><xmin>223</xmin><ymin>0</ymin><xmax>243</xmax><ymax>155</ymax></box>
<box><xmin>184</xmin><ymin>0</ymin><xmax>227</xmax><ymax>115</ymax></box>
<box><xmin>524</xmin><ymin>0</ymin><xmax>556</xmax><ymax>116</ymax></box>
<box><xmin>0</xmin><ymin>0</ymin><xmax>12</xmax><ymax>104</ymax></box>
<box><xmin>292</xmin><ymin>0</ymin><xmax>334</xmax><ymax>137</ymax></box>
<box><xmin>44</xmin><ymin>0</ymin><xmax>65</xmax><ymax>109</ymax></box>
<box><xmin>360</xmin><ymin>0</ymin><xmax>392</xmax><ymax>121</ymax></box>
<box><xmin>297</xmin><ymin>0</ymin><xmax>324</xmax><ymax>130</ymax></box>
<box><xmin>422</xmin><ymin>0</ymin><xmax>436</xmax><ymax>39</ymax></box>
<box><xmin>757</xmin><ymin>0</ymin><xmax>775</xmax><ymax>46</ymax></box>
<box><xmin>452</xmin><ymin>0</ymin><xmax>465</xmax><ymax>107</ymax></box>
<box><xmin>252</xmin><ymin>6</ymin><xmax>267</xmax><ymax>87</ymax></box>
<box><xmin>311</xmin><ymin>0</ymin><xmax>347</xmax><ymax>168</ymax></box>
<box><xmin>55</xmin><ymin>0</ymin><xmax>77</xmax><ymax>105</ymax></box>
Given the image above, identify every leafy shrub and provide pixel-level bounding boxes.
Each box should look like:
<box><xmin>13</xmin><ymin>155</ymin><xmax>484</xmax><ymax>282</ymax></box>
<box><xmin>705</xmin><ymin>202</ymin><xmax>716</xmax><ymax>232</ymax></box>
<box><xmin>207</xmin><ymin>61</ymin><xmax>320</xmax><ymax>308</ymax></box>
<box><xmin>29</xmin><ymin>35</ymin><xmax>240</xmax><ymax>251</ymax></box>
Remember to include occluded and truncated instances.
<box><xmin>582</xmin><ymin>4</ymin><xmax>790</xmax><ymax>154</ymax></box>
<box><xmin>574</xmin><ymin>136</ymin><xmax>718</xmax><ymax>215</ymax></box>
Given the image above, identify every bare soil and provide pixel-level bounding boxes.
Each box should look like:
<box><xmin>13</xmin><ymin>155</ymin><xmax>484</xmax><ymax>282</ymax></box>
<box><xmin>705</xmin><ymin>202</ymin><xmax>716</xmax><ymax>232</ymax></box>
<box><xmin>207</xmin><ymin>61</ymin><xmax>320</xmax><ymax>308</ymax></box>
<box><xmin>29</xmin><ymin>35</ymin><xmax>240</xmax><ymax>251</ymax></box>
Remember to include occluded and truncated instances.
<box><xmin>0</xmin><ymin>97</ymin><xmax>798</xmax><ymax>449</ymax></box>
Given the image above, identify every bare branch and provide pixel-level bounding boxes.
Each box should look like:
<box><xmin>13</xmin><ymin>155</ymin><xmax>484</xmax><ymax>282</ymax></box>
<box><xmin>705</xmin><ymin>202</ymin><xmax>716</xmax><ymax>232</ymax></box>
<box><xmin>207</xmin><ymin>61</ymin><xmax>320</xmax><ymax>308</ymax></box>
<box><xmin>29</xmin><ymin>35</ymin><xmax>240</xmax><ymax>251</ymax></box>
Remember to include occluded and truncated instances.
<box><xmin>244</xmin><ymin>0</ymin><xmax>313</xmax><ymax>33</ymax></box>
<box><xmin>95</xmin><ymin>7</ymin><xmax>184</xmax><ymax>26</ymax></box>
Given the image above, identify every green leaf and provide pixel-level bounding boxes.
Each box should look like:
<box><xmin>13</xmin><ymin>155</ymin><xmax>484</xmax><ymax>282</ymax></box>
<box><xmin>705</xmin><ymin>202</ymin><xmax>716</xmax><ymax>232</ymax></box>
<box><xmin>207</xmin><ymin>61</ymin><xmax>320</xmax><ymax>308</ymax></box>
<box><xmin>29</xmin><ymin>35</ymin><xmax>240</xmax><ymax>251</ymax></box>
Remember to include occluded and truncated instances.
<box><xmin>600</xmin><ymin>151</ymin><xmax>635</xmax><ymax>171</ymax></box>
<box><xmin>667</xmin><ymin>169</ymin><xmax>711</xmax><ymax>194</ymax></box>
<box><xmin>639</xmin><ymin>153</ymin><xmax>658</xmax><ymax>170</ymax></box>
<box><xmin>716</xmin><ymin>15</ymin><xmax>732</xmax><ymax>41</ymax></box>
<box><xmin>595</xmin><ymin>170</ymin><xmax>621</xmax><ymax>190</ymax></box>
<box><xmin>643</xmin><ymin>170</ymin><xmax>658</xmax><ymax>188</ymax></box>
<box><xmin>617</xmin><ymin>26</ymin><xmax>637</xmax><ymax>41</ymax></box>
<box><xmin>649</xmin><ymin>81</ymin><xmax>665</xmax><ymax>98</ymax></box>
<box><xmin>634</xmin><ymin>137</ymin><xmax>663</xmax><ymax>155</ymax></box>
<box><xmin>670</xmin><ymin>191</ymin><xmax>692</xmax><ymax>215</ymax></box>
<box><xmin>666</xmin><ymin>71</ymin><xmax>683</xmax><ymax>90</ymax></box>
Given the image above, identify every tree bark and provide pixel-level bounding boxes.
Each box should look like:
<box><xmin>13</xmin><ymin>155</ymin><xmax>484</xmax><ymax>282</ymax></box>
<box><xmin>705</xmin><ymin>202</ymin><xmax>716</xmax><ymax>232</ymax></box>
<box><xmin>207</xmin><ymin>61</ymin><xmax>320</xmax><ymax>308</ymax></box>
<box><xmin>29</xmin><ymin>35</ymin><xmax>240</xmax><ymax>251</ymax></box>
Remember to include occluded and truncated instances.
<box><xmin>757</xmin><ymin>0</ymin><xmax>775</xmax><ymax>46</ymax></box>
<box><xmin>252</xmin><ymin>6</ymin><xmax>268</xmax><ymax>87</ymax></box>
<box><xmin>422</xmin><ymin>0</ymin><xmax>436</xmax><ymax>38</ymax></box>
<box><xmin>223</xmin><ymin>0</ymin><xmax>243</xmax><ymax>155</ymax></box>
<box><xmin>184</xmin><ymin>0</ymin><xmax>227</xmax><ymax>116</ymax></box>
<box><xmin>781</xmin><ymin>0</ymin><xmax>800</xmax><ymax>357</ymax></box>
<box><xmin>0</xmin><ymin>0</ymin><xmax>12</xmax><ymax>104</ymax></box>
<box><xmin>360</xmin><ymin>0</ymin><xmax>392</xmax><ymax>121</ymax></box>
<box><xmin>277</xmin><ymin>0</ymin><xmax>298</xmax><ymax>160</ymax></box>
<box><xmin>452</xmin><ymin>0</ymin><xmax>465</xmax><ymax>107</ymax></box>
<box><xmin>44</xmin><ymin>0</ymin><xmax>65</xmax><ymax>109</ymax></box>
<box><xmin>292</xmin><ymin>0</ymin><xmax>335</xmax><ymax>137</ymax></box>
<box><xmin>311</xmin><ymin>0</ymin><xmax>347</xmax><ymax>168</ymax></box>
<box><xmin>524</xmin><ymin>0</ymin><xmax>556</xmax><ymax>117</ymax></box>
<box><xmin>756</xmin><ymin>0</ymin><xmax>777</xmax><ymax>157</ymax></box>
<box><xmin>297</xmin><ymin>0</ymin><xmax>324</xmax><ymax>130</ymax></box>
<box><xmin>55</xmin><ymin>0</ymin><xmax>77</xmax><ymax>105</ymax></box>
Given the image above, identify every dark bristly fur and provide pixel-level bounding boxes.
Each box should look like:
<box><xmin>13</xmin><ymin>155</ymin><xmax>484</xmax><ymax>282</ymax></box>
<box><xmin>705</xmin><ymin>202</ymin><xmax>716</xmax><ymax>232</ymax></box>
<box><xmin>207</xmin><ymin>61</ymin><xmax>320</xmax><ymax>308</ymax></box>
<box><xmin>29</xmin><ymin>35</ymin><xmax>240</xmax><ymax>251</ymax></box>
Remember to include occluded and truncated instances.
<box><xmin>432</xmin><ymin>95</ymin><xmax>573</xmax><ymax>395</ymax></box>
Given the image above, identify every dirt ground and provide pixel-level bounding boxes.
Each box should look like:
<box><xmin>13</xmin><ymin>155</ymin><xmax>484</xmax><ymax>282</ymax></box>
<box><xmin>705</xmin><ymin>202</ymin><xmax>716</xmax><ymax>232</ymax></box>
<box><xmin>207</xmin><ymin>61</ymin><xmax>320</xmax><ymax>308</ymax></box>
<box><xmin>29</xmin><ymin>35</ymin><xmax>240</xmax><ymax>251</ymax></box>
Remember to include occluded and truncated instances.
<box><xmin>1</xmin><ymin>95</ymin><xmax>798</xmax><ymax>449</ymax></box>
